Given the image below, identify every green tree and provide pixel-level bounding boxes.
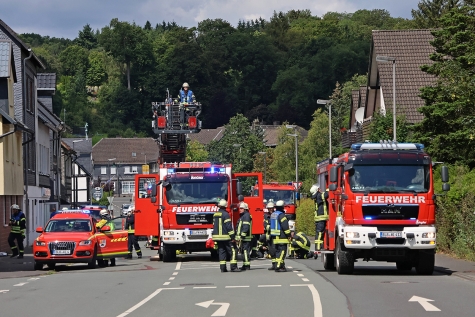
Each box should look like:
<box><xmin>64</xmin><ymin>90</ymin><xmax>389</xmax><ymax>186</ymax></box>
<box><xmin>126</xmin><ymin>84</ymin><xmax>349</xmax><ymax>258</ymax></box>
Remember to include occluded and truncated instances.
<box><xmin>269</xmin><ymin>124</ymin><xmax>300</xmax><ymax>183</ymax></box>
<box><xmin>412</xmin><ymin>0</ymin><xmax>461</xmax><ymax>28</ymax></box>
<box><xmin>186</xmin><ymin>140</ymin><xmax>209</xmax><ymax>162</ymax></box>
<box><xmin>76</xmin><ymin>24</ymin><xmax>98</xmax><ymax>49</ymax></box>
<box><xmin>59</xmin><ymin>45</ymin><xmax>89</xmax><ymax>76</ymax></box>
<box><xmin>86</xmin><ymin>50</ymin><xmax>108</xmax><ymax>87</ymax></box>
<box><xmin>368</xmin><ymin>111</ymin><xmax>409</xmax><ymax>142</ymax></box>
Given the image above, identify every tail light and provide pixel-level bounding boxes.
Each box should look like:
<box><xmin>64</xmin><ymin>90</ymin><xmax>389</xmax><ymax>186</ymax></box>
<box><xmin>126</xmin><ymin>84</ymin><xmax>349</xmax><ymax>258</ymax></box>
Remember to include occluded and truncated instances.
<box><xmin>188</xmin><ymin>116</ymin><xmax>197</xmax><ymax>129</ymax></box>
<box><xmin>157</xmin><ymin>116</ymin><xmax>166</xmax><ymax>128</ymax></box>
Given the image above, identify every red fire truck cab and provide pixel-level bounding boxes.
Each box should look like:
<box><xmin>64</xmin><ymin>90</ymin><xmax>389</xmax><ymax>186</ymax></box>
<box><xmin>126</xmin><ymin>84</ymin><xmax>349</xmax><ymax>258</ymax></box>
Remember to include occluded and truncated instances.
<box><xmin>318</xmin><ymin>142</ymin><xmax>450</xmax><ymax>275</ymax></box>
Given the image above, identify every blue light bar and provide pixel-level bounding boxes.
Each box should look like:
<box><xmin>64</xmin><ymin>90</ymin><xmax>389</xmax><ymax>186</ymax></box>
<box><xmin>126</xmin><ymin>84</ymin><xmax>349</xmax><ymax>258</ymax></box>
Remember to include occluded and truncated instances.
<box><xmin>219</xmin><ymin>168</ymin><xmax>225</xmax><ymax>173</ymax></box>
<box><xmin>167</xmin><ymin>168</ymin><xmax>175</xmax><ymax>174</ymax></box>
<box><xmin>351</xmin><ymin>143</ymin><xmax>362</xmax><ymax>150</ymax></box>
<box><xmin>211</xmin><ymin>167</ymin><xmax>215</xmax><ymax>173</ymax></box>
<box><xmin>364</xmin><ymin>216</ymin><xmax>372</xmax><ymax>220</ymax></box>
<box><xmin>410</xmin><ymin>218</ymin><xmax>416</xmax><ymax>220</ymax></box>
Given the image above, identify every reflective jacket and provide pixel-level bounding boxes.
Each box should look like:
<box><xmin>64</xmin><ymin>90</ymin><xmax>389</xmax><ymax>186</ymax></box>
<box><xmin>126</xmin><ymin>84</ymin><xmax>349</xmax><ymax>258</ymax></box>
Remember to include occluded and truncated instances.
<box><xmin>10</xmin><ymin>211</ymin><xmax>26</xmax><ymax>235</ymax></box>
<box><xmin>291</xmin><ymin>232</ymin><xmax>311</xmax><ymax>251</ymax></box>
<box><xmin>96</xmin><ymin>216</ymin><xmax>114</xmax><ymax>231</ymax></box>
<box><xmin>179</xmin><ymin>90</ymin><xmax>196</xmax><ymax>103</ymax></box>
<box><xmin>212</xmin><ymin>208</ymin><xmax>235</xmax><ymax>241</ymax></box>
<box><xmin>313</xmin><ymin>190</ymin><xmax>329</xmax><ymax>221</ymax></box>
<box><xmin>270</xmin><ymin>210</ymin><xmax>290</xmax><ymax>244</ymax></box>
<box><xmin>236</xmin><ymin>211</ymin><xmax>252</xmax><ymax>241</ymax></box>
<box><xmin>264</xmin><ymin>213</ymin><xmax>271</xmax><ymax>240</ymax></box>
<box><xmin>126</xmin><ymin>214</ymin><xmax>136</xmax><ymax>234</ymax></box>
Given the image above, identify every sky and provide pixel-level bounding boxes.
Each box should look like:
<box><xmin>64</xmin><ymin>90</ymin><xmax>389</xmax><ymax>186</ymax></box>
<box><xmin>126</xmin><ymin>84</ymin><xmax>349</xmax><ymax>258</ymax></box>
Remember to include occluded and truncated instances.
<box><xmin>1</xmin><ymin>0</ymin><xmax>419</xmax><ymax>40</ymax></box>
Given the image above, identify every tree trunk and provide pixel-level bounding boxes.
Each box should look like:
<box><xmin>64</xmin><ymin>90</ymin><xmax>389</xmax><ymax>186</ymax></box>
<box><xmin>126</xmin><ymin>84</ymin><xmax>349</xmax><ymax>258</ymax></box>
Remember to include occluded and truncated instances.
<box><xmin>127</xmin><ymin>61</ymin><xmax>131</xmax><ymax>91</ymax></box>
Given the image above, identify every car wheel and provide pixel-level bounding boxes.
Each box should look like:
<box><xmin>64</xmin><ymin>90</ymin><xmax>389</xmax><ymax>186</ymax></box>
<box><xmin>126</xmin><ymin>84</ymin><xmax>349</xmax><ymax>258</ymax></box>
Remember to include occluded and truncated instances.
<box><xmin>34</xmin><ymin>262</ymin><xmax>43</xmax><ymax>270</ymax></box>
<box><xmin>47</xmin><ymin>263</ymin><xmax>56</xmax><ymax>270</ymax></box>
<box><xmin>88</xmin><ymin>247</ymin><xmax>97</xmax><ymax>269</ymax></box>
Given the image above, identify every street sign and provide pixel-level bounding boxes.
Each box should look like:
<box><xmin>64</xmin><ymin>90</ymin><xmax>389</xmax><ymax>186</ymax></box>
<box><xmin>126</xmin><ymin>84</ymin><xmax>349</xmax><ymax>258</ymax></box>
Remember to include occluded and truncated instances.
<box><xmin>93</xmin><ymin>187</ymin><xmax>103</xmax><ymax>200</ymax></box>
<box><xmin>142</xmin><ymin>164</ymin><xmax>150</xmax><ymax>174</ymax></box>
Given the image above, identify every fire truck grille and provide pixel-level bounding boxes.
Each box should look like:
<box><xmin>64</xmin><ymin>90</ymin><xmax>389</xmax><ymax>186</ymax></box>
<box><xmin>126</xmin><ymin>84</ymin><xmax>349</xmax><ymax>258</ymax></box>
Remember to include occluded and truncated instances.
<box><xmin>176</xmin><ymin>213</ymin><xmax>214</xmax><ymax>225</ymax></box>
<box><xmin>375</xmin><ymin>238</ymin><xmax>406</xmax><ymax>245</ymax></box>
<box><xmin>49</xmin><ymin>241</ymin><xmax>76</xmax><ymax>255</ymax></box>
<box><xmin>187</xmin><ymin>235</ymin><xmax>209</xmax><ymax>240</ymax></box>
<box><xmin>362</xmin><ymin>204</ymin><xmax>419</xmax><ymax>220</ymax></box>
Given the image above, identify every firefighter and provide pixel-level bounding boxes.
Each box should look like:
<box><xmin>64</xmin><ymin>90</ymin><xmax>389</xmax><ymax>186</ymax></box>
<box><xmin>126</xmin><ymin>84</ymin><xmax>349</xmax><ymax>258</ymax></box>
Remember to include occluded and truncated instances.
<box><xmin>311</xmin><ymin>183</ymin><xmax>329</xmax><ymax>258</ymax></box>
<box><xmin>125</xmin><ymin>208</ymin><xmax>142</xmax><ymax>259</ymax></box>
<box><xmin>289</xmin><ymin>231</ymin><xmax>313</xmax><ymax>259</ymax></box>
<box><xmin>8</xmin><ymin>204</ymin><xmax>26</xmax><ymax>259</ymax></box>
<box><xmin>270</xmin><ymin>200</ymin><xmax>291</xmax><ymax>272</ymax></box>
<box><xmin>96</xmin><ymin>209</ymin><xmax>111</xmax><ymax>229</ymax></box>
<box><xmin>236</xmin><ymin>202</ymin><xmax>252</xmax><ymax>270</ymax></box>
<box><xmin>265</xmin><ymin>201</ymin><xmax>277</xmax><ymax>269</ymax></box>
<box><xmin>178</xmin><ymin>82</ymin><xmax>196</xmax><ymax>103</ymax></box>
<box><xmin>212</xmin><ymin>199</ymin><xmax>240</xmax><ymax>272</ymax></box>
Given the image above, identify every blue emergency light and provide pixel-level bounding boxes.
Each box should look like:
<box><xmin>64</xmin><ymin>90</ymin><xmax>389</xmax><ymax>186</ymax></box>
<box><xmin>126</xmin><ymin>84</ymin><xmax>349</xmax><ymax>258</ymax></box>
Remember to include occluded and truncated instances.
<box><xmin>364</xmin><ymin>216</ymin><xmax>373</xmax><ymax>220</ymax></box>
<box><xmin>167</xmin><ymin>168</ymin><xmax>175</xmax><ymax>174</ymax></box>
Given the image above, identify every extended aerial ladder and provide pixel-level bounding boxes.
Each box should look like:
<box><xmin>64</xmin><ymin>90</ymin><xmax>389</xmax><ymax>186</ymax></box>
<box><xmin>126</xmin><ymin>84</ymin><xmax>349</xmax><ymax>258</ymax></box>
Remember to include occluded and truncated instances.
<box><xmin>152</xmin><ymin>89</ymin><xmax>202</xmax><ymax>163</ymax></box>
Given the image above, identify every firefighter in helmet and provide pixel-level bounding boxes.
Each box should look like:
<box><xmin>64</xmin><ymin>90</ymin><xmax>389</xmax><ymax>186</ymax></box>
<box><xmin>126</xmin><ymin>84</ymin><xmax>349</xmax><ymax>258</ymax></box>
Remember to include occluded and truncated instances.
<box><xmin>178</xmin><ymin>82</ymin><xmax>196</xmax><ymax>104</ymax></box>
<box><xmin>212</xmin><ymin>199</ymin><xmax>240</xmax><ymax>272</ymax></box>
<box><xmin>270</xmin><ymin>200</ymin><xmax>291</xmax><ymax>272</ymax></box>
<box><xmin>8</xmin><ymin>204</ymin><xmax>26</xmax><ymax>258</ymax></box>
<box><xmin>236</xmin><ymin>202</ymin><xmax>252</xmax><ymax>270</ymax></box>
<box><xmin>310</xmin><ymin>183</ymin><xmax>329</xmax><ymax>259</ymax></box>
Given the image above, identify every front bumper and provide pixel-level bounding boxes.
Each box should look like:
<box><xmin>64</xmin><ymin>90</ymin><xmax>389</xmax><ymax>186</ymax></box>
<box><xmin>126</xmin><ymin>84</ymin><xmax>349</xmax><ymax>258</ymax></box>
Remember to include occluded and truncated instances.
<box><xmin>161</xmin><ymin>228</ymin><xmax>213</xmax><ymax>245</ymax></box>
<box><xmin>33</xmin><ymin>244</ymin><xmax>95</xmax><ymax>262</ymax></box>
<box><xmin>341</xmin><ymin>226</ymin><xmax>436</xmax><ymax>249</ymax></box>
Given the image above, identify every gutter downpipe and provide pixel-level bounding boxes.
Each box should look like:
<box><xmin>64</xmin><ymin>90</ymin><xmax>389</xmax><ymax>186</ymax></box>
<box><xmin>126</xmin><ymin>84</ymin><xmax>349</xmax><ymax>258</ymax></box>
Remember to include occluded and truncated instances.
<box><xmin>23</xmin><ymin>49</ymin><xmax>33</xmax><ymax>242</ymax></box>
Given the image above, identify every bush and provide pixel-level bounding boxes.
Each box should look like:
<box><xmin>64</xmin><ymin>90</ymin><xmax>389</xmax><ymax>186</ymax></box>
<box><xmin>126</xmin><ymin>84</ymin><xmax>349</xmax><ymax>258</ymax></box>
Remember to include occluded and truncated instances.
<box><xmin>295</xmin><ymin>198</ymin><xmax>315</xmax><ymax>236</ymax></box>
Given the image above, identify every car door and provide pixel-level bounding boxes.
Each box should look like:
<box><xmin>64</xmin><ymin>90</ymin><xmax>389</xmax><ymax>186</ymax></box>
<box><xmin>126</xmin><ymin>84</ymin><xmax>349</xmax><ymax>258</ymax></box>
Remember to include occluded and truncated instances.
<box><xmin>96</xmin><ymin>220</ymin><xmax>129</xmax><ymax>258</ymax></box>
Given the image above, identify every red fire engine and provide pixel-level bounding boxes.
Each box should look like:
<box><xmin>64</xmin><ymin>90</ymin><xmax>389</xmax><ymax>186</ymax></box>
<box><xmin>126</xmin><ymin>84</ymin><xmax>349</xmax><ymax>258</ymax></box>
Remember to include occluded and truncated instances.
<box><xmin>134</xmin><ymin>164</ymin><xmax>264</xmax><ymax>262</ymax></box>
<box><xmin>317</xmin><ymin>142</ymin><xmax>449</xmax><ymax>275</ymax></box>
<box><xmin>253</xmin><ymin>182</ymin><xmax>298</xmax><ymax>231</ymax></box>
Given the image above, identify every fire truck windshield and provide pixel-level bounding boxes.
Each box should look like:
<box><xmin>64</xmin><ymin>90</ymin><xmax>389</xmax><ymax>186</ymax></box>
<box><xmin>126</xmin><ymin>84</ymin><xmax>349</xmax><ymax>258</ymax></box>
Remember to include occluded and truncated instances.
<box><xmin>165</xmin><ymin>180</ymin><xmax>228</xmax><ymax>204</ymax></box>
<box><xmin>256</xmin><ymin>189</ymin><xmax>295</xmax><ymax>204</ymax></box>
<box><xmin>350</xmin><ymin>165</ymin><xmax>429</xmax><ymax>193</ymax></box>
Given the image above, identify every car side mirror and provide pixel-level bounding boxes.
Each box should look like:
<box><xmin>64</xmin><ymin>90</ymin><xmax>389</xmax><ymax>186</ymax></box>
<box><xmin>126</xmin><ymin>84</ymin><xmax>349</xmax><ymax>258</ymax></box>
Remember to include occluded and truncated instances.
<box><xmin>238</xmin><ymin>194</ymin><xmax>244</xmax><ymax>201</ymax></box>
<box><xmin>328</xmin><ymin>184</ymin><xmax>337</xmax><ymax>191</ymax></box>
<box><xmin>36</xmin><ymin>226</ymin><xmax>43</xmax><ymax>233</ymax></box>
<box><xmin>101</xmin><ymin>226</ymin><xmax>111</xmax><ymax>232</ymax></box>
<box><xmin>151</xmin><ymin>197</ymin><xmax>156</xmax><ymax>203</ymax></box>
<box><xmin>237</xmin><ymin>181</ymin><xmax>243</xmax><ymax>196</ymax></box>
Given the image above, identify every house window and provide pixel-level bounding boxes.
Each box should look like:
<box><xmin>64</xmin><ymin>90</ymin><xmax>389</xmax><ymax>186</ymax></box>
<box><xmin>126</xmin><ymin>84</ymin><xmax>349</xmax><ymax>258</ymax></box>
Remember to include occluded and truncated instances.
<box><xmin>38</xmin><ymin>145</ymin><xmax>50</xmax><ymax>175</ymax></box>
<box><xmin>131</xmin><ymin>166</ymin><xmax>138</xmax><ymax>173</ymax></box>
<box><xmin>122</xmin><ymin>181</ymin><xmax>135</xmax><ymax>195</ymax></box>
<box><xmin>132</xmin><ymin>152</ymin><xmax>136</xmax><ymax>157</ymax></box>
<box><xmin>111</xmin><ymin>166</ymin><xmax>116</xmax><ymax>174</ymax></box>
<box><xmin>124</xmin><ymin>166</ymin><xmax>130</xmax><ymax>174</ymax></box>
<box><xmin>101</xmin><ymin>167</ymin><xmax>107</xmax><ymax>174</ymax></box>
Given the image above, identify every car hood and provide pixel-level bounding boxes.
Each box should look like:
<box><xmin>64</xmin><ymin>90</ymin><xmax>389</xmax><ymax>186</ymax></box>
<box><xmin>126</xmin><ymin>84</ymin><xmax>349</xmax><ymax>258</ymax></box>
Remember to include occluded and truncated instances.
<box><xmin>38</xmin><ymin>232</ymin><xmax>94</xmax><ymax>242</ymax></box>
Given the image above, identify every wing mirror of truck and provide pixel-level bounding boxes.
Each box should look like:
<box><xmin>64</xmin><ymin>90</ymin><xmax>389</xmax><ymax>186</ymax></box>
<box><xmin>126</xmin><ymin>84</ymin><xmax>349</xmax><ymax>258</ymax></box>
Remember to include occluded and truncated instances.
<box><xmin>236</xmin><ymin>181</ymin><xmax>243</xmax><ymax>196</ymax></box>
<box><xmin>441</xmin><ymin>166</ymin><xmax>449</xmax><ymax>183</ymax></box>
<box><xmin>328</xmin><ymin>184</ymin><xmax>337</xmax><ymax>191</ymax></box>
<box><xmin>36</xmin><ymin>226</ymin><xmax>43</xmax><ymax>233</ymax></box>
<box><xmin>442</xmin><ymin>183</ymin><xmax>450</xmax><ymax>191</ymax></box>
<box><xmin>330</xmin><ymin>166</ymin><xmax>338</xmax><ymax>183</ymax></box>
<box><xmin>151</xmin><ymin>183</ymin><xmax>157</xmax><ymax>196</ymax></box>
<box><xmin>238</xmin><ymin>194</ymin><xmax>244</xmax><ymax>202</ymax></box>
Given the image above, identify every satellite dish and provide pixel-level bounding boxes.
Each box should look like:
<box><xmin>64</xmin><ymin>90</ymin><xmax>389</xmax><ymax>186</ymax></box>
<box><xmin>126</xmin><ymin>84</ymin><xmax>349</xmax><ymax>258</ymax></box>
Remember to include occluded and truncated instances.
<box><xmin>355</xmin><ymin>107</ymin><xmax>364</xmax><ymax>123</ymax></box>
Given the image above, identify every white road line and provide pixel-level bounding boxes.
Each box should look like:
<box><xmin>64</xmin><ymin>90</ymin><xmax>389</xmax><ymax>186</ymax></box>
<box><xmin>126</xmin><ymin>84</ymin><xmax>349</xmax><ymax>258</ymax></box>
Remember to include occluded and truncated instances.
<box><xmin>162</xmin><ymin>287</ymin><xmax>185</xmax><ymax>290</ymax></box>
<box><xmin>297</xmin><ymin>274</ymin><xmax>304</xmax><ymax>277</ymax></box>
<box><xmin>193</xmin><ymin>286</ymin><xmax>217</xmax><ymax>289</ymax></box>
<box><xmin>225</xmin><ymin>286</ymin><xmax>250</xmax><ymax>288</ymax></box>
<box><xmin>287</xmin><ymin>266</ymin><xmax>293</xmax><ymax>269</ymax></box>
<box><xmin>258</xmin><ymin>285</ymin><xmax>281</xmax><ymax>287</ymax></box>
<box><xmin>163</xmin><ymin>282</ymin><xmax>170</xmax><ymax>286</ymax></box>
<box><xmin>116</xmin><ymin>289</ymin><xmax>163</xmax><ymax>317</ymax></box>
<box><xmin>0</xmin><ymin>290</ymin><xmax>9</xmax><ymax>294</ymax></box>
<box><xmin>172</xmin><ymin>272</ymin><xmax>178</xmax><ymax>276</ymax></box>
<box><xmin>302</xmin><ymin>278</ymin><xmax>310</xmax><ymax>282</ymax></box>
<box><xmin>169</xmin><ymin>277</ymin><xmax>175</xmax><ymax>280</ymax></box>
<box><xmin>290</xmin><ymin>284</ymin><xmax>311</xmax><ymax>287</ymax></box>
<box><xmin>28</xmin><ymin>278</ymin><xmax>40</xmax><ymax>281</ymax></box>
<box><xmin>293</xmin><ymin>270</ymin><xmax>299</xmax><ymax>272</ymax></box>
<box><xmin>175</xmin><ymin>261</ymin><xmax>182</xmax><ymax>270</ymax></box>
<box><xmin>13</xmin><ymin>283</ymin><xmax>28</xmax><ymax>286</ymax></box>
<box><xmin>308</xmin><ymin>284</ymin><xmax>323</xmax><ymax>317</ymax></box>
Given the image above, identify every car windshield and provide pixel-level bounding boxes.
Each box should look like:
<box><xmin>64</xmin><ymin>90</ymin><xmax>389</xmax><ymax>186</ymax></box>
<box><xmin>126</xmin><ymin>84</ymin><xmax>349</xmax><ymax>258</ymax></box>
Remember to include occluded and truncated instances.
<box><xmin>165</xmin><ymin>180</ymin><xmax>228</xmax><ymax>204</ymax></box>
<box><xmin>262</xmin><ymin>189</ymin><xmax>295</xmax><ymax>205</ymax></box>
<box><xmin>349</xmin><ymin>165</ymin><xmax>430</xmax><ymax>193</ymax></box>
<box><xmin>45</xmin><ymin>219</ymin><xmax>92</xmax><ymax>232</ymax></box>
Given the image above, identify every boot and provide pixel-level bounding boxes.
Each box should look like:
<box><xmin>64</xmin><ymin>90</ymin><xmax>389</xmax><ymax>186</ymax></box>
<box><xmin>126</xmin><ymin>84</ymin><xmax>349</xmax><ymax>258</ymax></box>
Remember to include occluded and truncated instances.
<box><xmin>268</xmin><ymin>262</ymin><xmax>276</xmax><ymax>270</ymax></box>
<box><xmin>313</xmin><ymin>251</ymin><xmax>319</xmax><ymax>260</ymax></box>
<box><xmin>240</xmin><ymin>265</ymin><xmax>250</xmax><ymax>271</ymax></box>
<box><xmin>230</xmin><ymin>265</ymin><xmax>241</xmax><ymax>272</ymax></box>
<box><xmin>275</xmin><ymin>266</ymin><xmax>287</xmax><ymax>272</ymax></box>
<box><xmin>17</xmin><ymin>254</ymin><xmax>24</xmax><ymax>259</ymax></box>
<box><xmin>10</xmin><ymin>250</ymin><xmax>18</xmax><ymax>258</ymax></box>
<box><xmin>137</xmin><ymin>254</ymin><xmax>142</xmax><ymax>259</ymax></box>
<box><xmin>220</xmin><ymin>264</ymin><xmax>228</xmax><ymax>273</ymax></box>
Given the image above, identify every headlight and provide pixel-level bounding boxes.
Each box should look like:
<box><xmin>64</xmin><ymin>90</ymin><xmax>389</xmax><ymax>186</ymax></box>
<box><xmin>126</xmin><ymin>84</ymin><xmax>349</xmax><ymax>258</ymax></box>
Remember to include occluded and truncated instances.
<box><xmin>345</xmin><ymin>232</ymin><xmax>360</xmax><ymax>238</ymax></box>
<box><xmin>79</xmin><ymin>240</ymin><xmax>92</xmax><ymax>246</ymax></box>
<box><xmin>35</xmin><ymin>241</ymin><xmax>46</xmax><ymax>246</ymax></box>
<box><xmin>422</xmin><ymin>232</ymin><xmax>436</xmax><ymax>239</ymax></box>
<box><xmin>163</xmin><ymin>231</ymin><xmax>174</xmax><ymax>236</ymax></box>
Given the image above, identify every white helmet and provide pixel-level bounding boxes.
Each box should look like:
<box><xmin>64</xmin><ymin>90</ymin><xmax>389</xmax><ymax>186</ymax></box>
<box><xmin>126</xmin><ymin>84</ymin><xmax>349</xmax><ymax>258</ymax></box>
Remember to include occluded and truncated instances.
<box><xmin>263</xmin><ymin>199</ymin><xmax>267</xmax><ymax>204</ymax></box>
<box><xmin>310</xmin><ymin>184</ymin><xmax>320</xmax><ymax>195</ymax></box>
<box><xmin>11</xmin><ymin>204</ymin><xmax>20</xmax><ymax>210</ymax></box>
<box><xmin>182</xmin><ymin>82</ymin><xmax>189</xmax><ymax>88</ymax></box>
<box><xmin>239</xmin><ymin>202</ymin><xmax>249</xmax><ymax>210</ymax></box>
<box><xmin>62</xmin><ymin>207</ymin><xmax>68</xmax><ymax>211</ymax></box>
<box><xmin>266</xmin><ymin>202</ymin><xmax>275</xmax><ymax>209</ymax></box>
<box><xmin>276</xmin><ymin>200</ymin><xmax>285</xmax><ymax>207</ymax></box>
<box><xmin>100</xmin><ymin>209</ymin><xmax>109</xmax><ymax>216</ymax></box>
<box><xmin>218</xmin><ymin>199</ymin><xmax>228</xmax><ymax>208</ymax></box>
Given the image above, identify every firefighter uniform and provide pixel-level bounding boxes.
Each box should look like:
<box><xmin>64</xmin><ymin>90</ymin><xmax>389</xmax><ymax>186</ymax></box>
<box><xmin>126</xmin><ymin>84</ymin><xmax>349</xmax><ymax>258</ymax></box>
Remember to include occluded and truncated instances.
<box><xmin>312</xmin><ymin>185</ymin><xmax>329</xmax><ymax>252</ymax></box>
<box><xmin>212</xmin><ymin>200</ymin><xmax>240</xmax><ymax>272</ymax></box>
<box><xmin>270</xmin><ymin>200</ymin><xmax>291</xmax><ymax>272</ymax></box>
<box><xmin>8</xmin><ymin>205</ymin><xmax>26</xmax><ymax>258</ymax></box>
<box><xmin>265</xmin><ymin>202</ymin><xmax>277</xmax><ymax>270</ymax></box>
<box><xmin>125</xmin><ymin>212</ymin><xmax>142</xmax><ymax>259</ymax></box>
<box><xmin>236</xmin><ymin>202</ymin><xmax>252</xmax><ymax>270</ymax></box>
<box><xmin>290</xmin><ymin>232</ymin><xmax>312</xmax><ymax>259</ymax></box>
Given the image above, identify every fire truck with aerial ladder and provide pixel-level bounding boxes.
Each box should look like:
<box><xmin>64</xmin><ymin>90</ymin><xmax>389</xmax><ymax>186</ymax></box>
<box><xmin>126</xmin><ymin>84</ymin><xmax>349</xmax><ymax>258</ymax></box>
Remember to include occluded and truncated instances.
<box><xmin>316</xmin><ymin>142</ymin><xmax>449</xmax><ymax>275</ymax></box>
<box><xmin>133</xmin><ymin>91</ymin><xmax>264</xmax><ymax>261</ymax></box>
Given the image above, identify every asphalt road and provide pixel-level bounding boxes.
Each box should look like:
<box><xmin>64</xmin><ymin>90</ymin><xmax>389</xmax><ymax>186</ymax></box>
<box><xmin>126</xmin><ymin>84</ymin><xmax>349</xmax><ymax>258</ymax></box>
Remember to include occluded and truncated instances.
<box><xmin>1</xmin><ymin>247</ymin><xmax>474</xmax><ymax>317</ymax></box>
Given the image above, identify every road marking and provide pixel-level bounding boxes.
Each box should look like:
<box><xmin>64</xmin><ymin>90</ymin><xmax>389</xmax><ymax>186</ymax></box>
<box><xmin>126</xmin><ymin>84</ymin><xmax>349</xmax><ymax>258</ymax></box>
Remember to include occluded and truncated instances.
<box><xmin>116</xmin><ymin>288</ymin><xmax>163</xmax><ymax>317</ymax></box>
<box><xmin>0</xmin><ymin>290</ymin><xmax>9</xmax><ymax>294</ymax></box>
<box><xmin>172</xmin><ymin>272</ymin><xmax>178</xmax><ymax>275</ymax></box>
<box><xmin>258</xmin><ymin>285</ymin><xmax>281</xmax><ymax>287</ymax></box>
<box><xmin>225</xmin><ymin>285</ymin><xmax>249</xmax><ymax>288</ymax></box>
<box><xmin>287</xmin><ymin>266</ymin><xmax>293</xmax><ymax>269</ymax></box>
<box><xmin>293</xmin><ymin>270</ymin><xmax>299</xmax><ymax>272</ymax></box>
<box><xmin>28</xmin><ymin>278</ymin><xmax>40</xmax><ymax>281</ymax></box>
<box><xmin>175</xmin><ymin>261</ymin><xmax>182</xmax><ymax>270</ymax></box>
<box><xmin>13</xmin><ymin>283</ymin><xmax>28</xmax><ymax>286</ymax></box>
<box><xmin>297</xmin><ymin>274</ymin><xmax>304</xmax><ymax>277</ymax></box>
<box><xmin>409</xmin><ymin>296</ymin><xmax>441</xmax><ymax>311</ymax></box>
<box><xmin>169</xmin><ymin>277</ymin><xmax>175</xmax><ymax>280</ymax></box>
<box><xmin>290</xmin><ymin>284</ymin><xmax>323</xmax><ymax>317</ymax></box>
<box><xmin>163</xmin><ymin>282</ymin><xmax>170</xmax><ymax>286</ymax></box>
<box><xmin>194</xmin><ymin>286</ymin><xmax>217</xmax><ymax>289</ymax></box>
<box><xmin>196</xmin><ymin>300</ymin><xmax>230</xmax><ymax>317</ymax></box>
<box><xmin>302</xmin><ymin>278</ymin><xmax>310</xmax><ymax>282</ymax></box>
<box><xmin>162</xmin><ymin>287</ymin><xmax>185</xmax><ymax>290</ymax></box>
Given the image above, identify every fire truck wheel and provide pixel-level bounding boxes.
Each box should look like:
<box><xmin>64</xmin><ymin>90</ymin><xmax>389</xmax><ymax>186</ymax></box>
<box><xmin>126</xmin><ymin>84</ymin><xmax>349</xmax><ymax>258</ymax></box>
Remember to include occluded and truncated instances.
<box><xmin>34</xmin><ymin>262</ymin><xmax>43</xmax><ymax>270</ymax></box>
<box><xmin>88</xmin><ymin>247</ymin><xmax>97</xmax><ymax>269</ymax></box>
<box><xmin>336</xmin><ymin>238</ymin><xmax>354</xmax><ymax>275</ymax></box>
<box><xmin>162</xmin><ymin>245</ymin><xmax>176</xmax><ymax>262</ymax></box>
<box><xmin>396</xmin><ymin>261</ymin><xmax>413</xmax><ymax>271</ymax></box>
<box><xmin>323</xmin><ymin>253</ymin><xmax>335</xmax><ymax>270</ymax></box>
<box><xmin>415</xmin><ymin>250</ymin><xmax>435</xmax><ymax>275</ymax></box>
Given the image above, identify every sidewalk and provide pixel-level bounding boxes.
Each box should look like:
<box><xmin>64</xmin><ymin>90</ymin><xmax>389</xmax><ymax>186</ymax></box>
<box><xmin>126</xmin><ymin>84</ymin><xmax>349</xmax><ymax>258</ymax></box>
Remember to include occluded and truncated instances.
<box><xmin>0</xmin><ymin>246</ymin><xmax>45</xmax><ymax>279</ymax></box>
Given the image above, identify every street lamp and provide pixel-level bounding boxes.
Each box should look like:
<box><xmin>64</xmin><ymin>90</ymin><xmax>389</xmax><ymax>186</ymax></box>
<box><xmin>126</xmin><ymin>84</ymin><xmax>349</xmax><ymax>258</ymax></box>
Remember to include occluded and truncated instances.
<box><xmin>287</xmin><ymin>134</ymin><xmax>298</xmax><ymax>190</ymax></box>
<box><xmin>72</xmin><ymin>140</ymin><xmax>84</xmax><ymax>208</ymax></box>
<box><xmin>108</xmin><ymin>158</ymin><xmax>116</xmax><ymax>198</ymax></box>
<box><xmin>376</xmin><ymin>55</ymin><xmax>397</xmax><ymax>141</ymax></box>
<box><xmin>317</xmin><ymin>99</ymin><xmax>332</xmax><ymax>159</ymax></box>
<box><xmin>258</xmin><ymin>151</ymin><xmax>267</xmax><ymax>183</ymax></box>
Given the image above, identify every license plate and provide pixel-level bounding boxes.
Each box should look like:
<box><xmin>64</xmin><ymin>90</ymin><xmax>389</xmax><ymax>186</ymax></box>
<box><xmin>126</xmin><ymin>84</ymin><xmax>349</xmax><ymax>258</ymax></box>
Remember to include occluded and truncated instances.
<box><xmin>53</xmin><ymin>250</ymin><xmax>70</xmax><ymax>255</ymax></box>
<box><xmin>190</xmin><ymin>230</ymin><xmax>206</xmax><ymax>235</ymax></box>
<box><xmin>380</xmin><ymin>232</ymin><xmax>402</xmax><ymax>238</ymax></box>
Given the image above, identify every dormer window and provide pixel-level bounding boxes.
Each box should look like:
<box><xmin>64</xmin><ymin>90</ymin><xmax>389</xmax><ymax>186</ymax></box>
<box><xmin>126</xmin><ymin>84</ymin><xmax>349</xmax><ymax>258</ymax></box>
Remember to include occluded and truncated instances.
<box><xmin>132</xmin><ymin>152</ymin><xmax>136</xmax><ymax>157</ymax></box>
